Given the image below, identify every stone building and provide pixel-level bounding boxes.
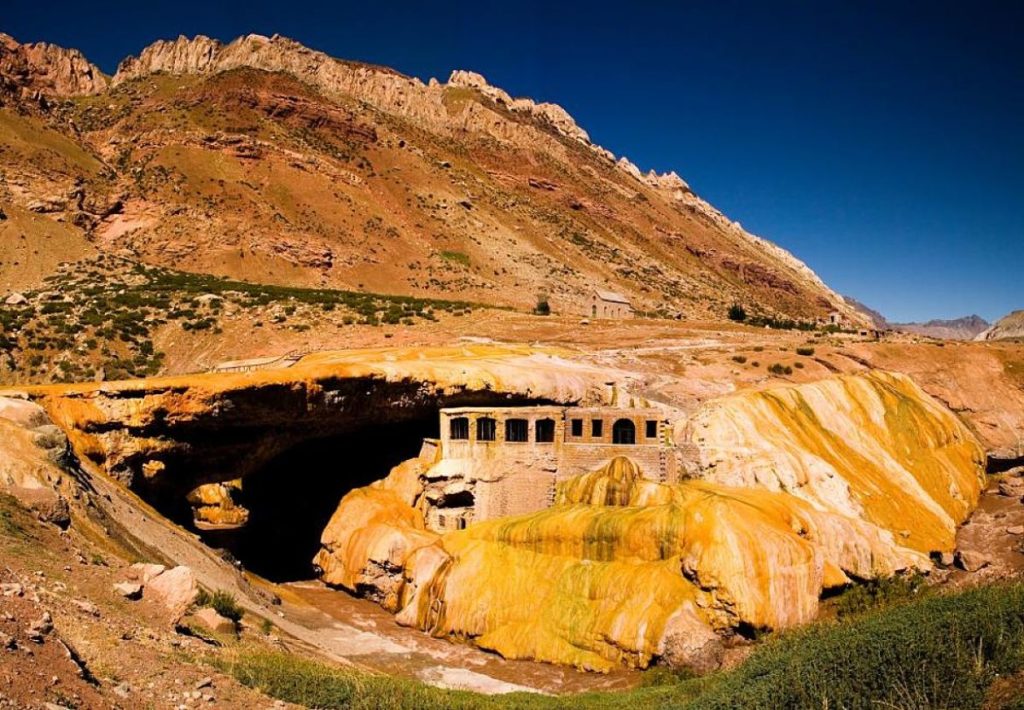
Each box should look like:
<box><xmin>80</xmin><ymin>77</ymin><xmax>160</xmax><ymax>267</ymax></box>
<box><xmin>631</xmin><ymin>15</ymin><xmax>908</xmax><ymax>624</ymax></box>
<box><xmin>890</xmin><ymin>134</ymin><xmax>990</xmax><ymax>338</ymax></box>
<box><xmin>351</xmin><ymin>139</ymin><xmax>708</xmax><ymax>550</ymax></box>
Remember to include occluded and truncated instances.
<box><xmin>419</xmin><ymin>405</ymin><xmax>679</xmax><ymax>532</ymax></box>
<box><xmin>589</xmin><ymin>290</ymin><xmax>633</xmax><ymax>319</ymax></box>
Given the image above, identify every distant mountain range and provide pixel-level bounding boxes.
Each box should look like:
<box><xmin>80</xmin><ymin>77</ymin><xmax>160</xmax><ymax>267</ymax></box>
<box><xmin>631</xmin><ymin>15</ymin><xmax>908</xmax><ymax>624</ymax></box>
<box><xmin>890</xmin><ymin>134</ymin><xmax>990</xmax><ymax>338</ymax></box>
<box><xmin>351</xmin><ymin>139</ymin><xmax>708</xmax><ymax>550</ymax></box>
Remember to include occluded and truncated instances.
<box><xmin>845</xmin><ymin>297</ymin><xmax>991</xmax><ymax>340</ymax></box>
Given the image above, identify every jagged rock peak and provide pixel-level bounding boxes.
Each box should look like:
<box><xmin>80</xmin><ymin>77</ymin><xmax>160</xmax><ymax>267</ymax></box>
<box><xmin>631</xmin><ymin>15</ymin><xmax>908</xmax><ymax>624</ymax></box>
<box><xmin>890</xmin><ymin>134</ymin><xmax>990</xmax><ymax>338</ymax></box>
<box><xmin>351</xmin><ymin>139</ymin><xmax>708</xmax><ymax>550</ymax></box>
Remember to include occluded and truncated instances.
<box><xmin>447</xmin><ymin>69</ymin><xmax>591</xmax><ymax>145</ymax></box>
<box><xmin>0</xmin><ymin>33</ymin><xmax>108</xmax><ymax>97</ymax></box>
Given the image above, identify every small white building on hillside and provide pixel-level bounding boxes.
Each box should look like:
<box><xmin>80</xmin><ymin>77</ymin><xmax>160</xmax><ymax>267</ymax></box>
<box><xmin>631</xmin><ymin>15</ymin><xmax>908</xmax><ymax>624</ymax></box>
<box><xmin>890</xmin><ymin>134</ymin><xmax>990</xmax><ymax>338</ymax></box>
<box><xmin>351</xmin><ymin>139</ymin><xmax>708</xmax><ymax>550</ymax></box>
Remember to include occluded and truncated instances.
<box><xmin>589</xmin><ymin>290</ymin><xmax>633</xmax><ymax>319</ymax></box>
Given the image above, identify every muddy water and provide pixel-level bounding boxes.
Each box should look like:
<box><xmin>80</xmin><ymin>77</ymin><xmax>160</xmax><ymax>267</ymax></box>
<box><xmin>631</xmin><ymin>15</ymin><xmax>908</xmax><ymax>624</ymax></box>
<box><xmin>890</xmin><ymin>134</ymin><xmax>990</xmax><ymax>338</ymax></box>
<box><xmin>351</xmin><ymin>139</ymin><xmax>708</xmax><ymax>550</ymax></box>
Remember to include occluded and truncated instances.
<box><xmin>280</xmin><ymin>580</ymin><xmax>640</xmax><ymax>695</ymax></box>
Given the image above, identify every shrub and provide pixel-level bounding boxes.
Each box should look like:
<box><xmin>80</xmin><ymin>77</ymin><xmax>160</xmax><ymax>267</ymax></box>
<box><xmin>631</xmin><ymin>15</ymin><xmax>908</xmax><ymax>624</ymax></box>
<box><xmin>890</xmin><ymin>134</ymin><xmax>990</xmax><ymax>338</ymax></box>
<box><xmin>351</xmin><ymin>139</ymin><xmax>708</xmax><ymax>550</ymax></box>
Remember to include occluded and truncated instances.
<box><xmin>196</xmin><ymin>589</ymin><xmax>244</xmax><ymax>622</ymax></box>
<box><xmin>534</xmin><ymin>291</ymin><xmax>551</xmax><ymax>316</ymax></box>
<box><xmin>439</xmin><ymin>250</ymin><xmax>470</xmax><ymax>267</ymax></box>
<box><xmin>833</xmin><ymin>573</ymin><xmax>928</xmax><ymax>619</ymax></box>
<box><xmin>727</xmin><ymin>304</ymin><xmax>747</xmax><ymax>322</ymax></box>
<box><xmin>731</xmin><ymin>355</ymin><xmax>747</xmax><ymax>364</ymax></box>
<box><xmin>768</xmin><ymin>363</ymin><xmax>793</xmax><ymax>376</ymax></box>
<box><xmin>796</xmin><ymin>347</ymin><xmax>815</xmax><ymax>356</ymax></box>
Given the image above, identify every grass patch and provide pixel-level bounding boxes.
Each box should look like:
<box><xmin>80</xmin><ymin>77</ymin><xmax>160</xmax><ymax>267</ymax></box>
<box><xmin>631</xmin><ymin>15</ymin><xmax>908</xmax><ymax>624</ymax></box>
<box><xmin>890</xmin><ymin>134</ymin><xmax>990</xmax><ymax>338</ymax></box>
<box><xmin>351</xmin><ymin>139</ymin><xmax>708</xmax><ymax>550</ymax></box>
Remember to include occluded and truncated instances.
<box><xmin>438</xmin><ymin>250</ymin><xmax>471</xmax><ymax>267</ymax></box>
<box><xmin>796</xmin><ymin>346</ymin><xmax>816</xmax><ymax>356</ymax></box>
<box><xmin>196</xmin><ymin>589</ymin><xmax>245</xmax><ymax>622</ymax></box>
<box><xmin>220</xmin><ymin>583</ymin><xmax>1024</xmax><ymax>710</ymax></box>
<box><xmin>731</xmin><ymin>355</ymin><xmax>747</xmax><ymax>364</ymax></box>
<box><xmin>0</xmin><ymin>494</ymin><xmax>29</xmax><ymax>540</ymax></box>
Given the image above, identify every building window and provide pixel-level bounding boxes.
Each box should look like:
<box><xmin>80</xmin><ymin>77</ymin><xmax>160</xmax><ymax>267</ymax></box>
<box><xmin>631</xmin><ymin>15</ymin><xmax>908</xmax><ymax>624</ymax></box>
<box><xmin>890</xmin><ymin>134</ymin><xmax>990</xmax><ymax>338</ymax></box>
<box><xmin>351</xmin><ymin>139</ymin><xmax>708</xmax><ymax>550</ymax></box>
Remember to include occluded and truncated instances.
<box><xmin>477</xmin><ymin>417</ymin><xmax>496</xmax><ymax>441</ymax></box>
<box><xmin>505</xmin><ymin>418</ymin><xmax>529</xmax><ymax>442</ymax></box>
<box><xmin>645</xmin><ymin>420</ymin><xmax>658</xmax><ymax>439</ymax></box>
<box><xmin>591</xmin><ymin>419</ymin><xmax>603</xmax><ymax>438</ymax></box>
<box><xmin>612</xmin><ymin>418</ymin><xmax>636</xmax><ymax>445</ymax></box>
<box><xmin>570</xmin><ymin>418</ymin><xmax>583</xmax><ymax>437</ymax></box>
<box><xmin>450</xmin><ymin>417</ymin><xmax>469</xmax><ymax>440</ymax></box>
<box><xmin>536</xmin><ymin>418</ymin><xmax>555</xmax><ymax>443</ymax></box>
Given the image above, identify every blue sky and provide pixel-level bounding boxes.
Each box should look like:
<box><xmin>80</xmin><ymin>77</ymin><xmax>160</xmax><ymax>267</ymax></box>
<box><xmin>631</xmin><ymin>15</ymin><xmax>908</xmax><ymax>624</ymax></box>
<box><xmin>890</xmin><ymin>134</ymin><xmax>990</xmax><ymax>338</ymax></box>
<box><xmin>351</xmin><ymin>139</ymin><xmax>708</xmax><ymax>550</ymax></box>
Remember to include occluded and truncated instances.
<box><xmin>5</xmin><ymin>1</ymin><xmax>1021</xmax><ymax>322</ymax></box>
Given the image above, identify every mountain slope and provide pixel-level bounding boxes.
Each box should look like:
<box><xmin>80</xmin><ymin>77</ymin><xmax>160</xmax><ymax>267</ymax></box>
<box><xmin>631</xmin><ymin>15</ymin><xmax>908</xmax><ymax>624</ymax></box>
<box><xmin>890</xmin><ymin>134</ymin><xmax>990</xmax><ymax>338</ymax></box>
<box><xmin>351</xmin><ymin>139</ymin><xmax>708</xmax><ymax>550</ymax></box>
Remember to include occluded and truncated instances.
<box><xmin>976</xmin><ymin>311</ymin><xmax>1024</xmax><ymax>341</ymax></box>
<box><xmin>0</xmin><ymin>32</ymin><xmax>864</xmax><ymax>323</ymax></box>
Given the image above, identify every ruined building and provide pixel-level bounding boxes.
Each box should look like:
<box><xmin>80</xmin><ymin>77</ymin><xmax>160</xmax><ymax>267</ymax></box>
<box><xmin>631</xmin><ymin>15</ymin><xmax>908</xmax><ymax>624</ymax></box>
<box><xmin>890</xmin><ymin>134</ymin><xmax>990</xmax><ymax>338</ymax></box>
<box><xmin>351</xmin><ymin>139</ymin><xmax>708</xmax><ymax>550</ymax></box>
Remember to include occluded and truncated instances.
<box><xmin>418</xmin><ymin>405</ymin><xmax>684</xmax><ymax>532</ymax></box>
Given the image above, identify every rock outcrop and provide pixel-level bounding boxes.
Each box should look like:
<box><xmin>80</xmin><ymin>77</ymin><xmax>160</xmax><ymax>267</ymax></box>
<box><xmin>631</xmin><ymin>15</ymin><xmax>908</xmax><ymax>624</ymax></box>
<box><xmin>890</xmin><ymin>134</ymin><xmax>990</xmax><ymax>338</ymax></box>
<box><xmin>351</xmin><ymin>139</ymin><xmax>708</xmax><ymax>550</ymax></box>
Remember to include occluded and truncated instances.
<box><xmin>312</xmin><ymin>370</ymin><xmax>984</xmax><ymax>672</ymax></box>
<box><xmin>0</xmin><ymin>33</ymin><xmax>108</xmax><ymax>101</ymax></box>
<box><xmin>976</xmin><ymin>310</ymin><xmax>1024</xmax><ymax>341</ymax></box>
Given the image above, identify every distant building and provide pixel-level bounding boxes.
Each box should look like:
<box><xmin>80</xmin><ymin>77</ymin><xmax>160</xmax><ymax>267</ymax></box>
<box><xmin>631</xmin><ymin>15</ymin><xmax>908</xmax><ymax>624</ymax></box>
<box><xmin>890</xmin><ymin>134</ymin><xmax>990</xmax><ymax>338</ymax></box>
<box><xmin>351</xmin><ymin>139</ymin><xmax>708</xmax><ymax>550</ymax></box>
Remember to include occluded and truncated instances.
<box><xmin>589</xmin><ymin>290</ymin><xmax>633</xmax><ymax>319</ymax></box>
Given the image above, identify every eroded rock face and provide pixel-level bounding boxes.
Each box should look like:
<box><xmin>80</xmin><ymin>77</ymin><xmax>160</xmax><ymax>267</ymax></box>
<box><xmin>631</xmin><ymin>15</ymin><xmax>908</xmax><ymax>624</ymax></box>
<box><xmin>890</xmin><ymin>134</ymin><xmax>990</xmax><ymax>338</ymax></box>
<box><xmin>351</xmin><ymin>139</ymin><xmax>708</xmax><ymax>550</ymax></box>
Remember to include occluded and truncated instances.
<box><xmin>688</xmin><ymin>370</ymin><xmax>986</xmax><ymax>554</ymax></box>
<box><xmin>187</xmin><ymin>481</ymin><xmax>249</xmax><ymax>529</ymax></box>
<box><xmin>31</xmin><ymin>345</ymin><xmax>615</xmax><ymax>491</ymax></box>
<box><xmin>314</xmin><ymin>372</ymin><xmax>983</xmax><ymax>673</ymax></box>
<box><xmin>0</xmin><ymin>33</ymin><xmax>108</xmax><ymax>101</ymax></box>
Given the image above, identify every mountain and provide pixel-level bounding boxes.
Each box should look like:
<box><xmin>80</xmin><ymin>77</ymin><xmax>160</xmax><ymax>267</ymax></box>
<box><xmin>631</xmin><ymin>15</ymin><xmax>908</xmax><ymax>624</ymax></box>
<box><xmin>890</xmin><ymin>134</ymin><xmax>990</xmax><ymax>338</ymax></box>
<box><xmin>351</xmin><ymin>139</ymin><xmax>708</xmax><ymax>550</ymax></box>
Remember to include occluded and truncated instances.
<box><xmin>893</xmin><ymin>315</ymin><xmax>990</xmax><ymax>341</ymax></box>
<box><xmin>844</xmin><ymin>296</ymin><xmax>889</xmax><ymax>330</ymax></box>
<box><xmin>976</xmin><ymin>310</ymin><xmax>1024</xmax><ymax>341</ymax></box>
<box><xmin>0</xmin><ymin>32</ymin><xmax>107</xmax><ymax>103</ymax></box>
<box><xmin>0</xmin><ymin>31</ymin><xmax>865</xmax><ymax>323</ymax></box>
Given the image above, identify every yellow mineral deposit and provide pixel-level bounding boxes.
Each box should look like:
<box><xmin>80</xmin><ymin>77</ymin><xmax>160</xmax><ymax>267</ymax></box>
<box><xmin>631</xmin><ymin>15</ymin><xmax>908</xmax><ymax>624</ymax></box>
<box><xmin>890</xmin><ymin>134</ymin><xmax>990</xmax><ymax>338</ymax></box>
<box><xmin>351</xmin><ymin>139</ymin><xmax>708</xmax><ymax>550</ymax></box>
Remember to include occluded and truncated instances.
<box><xmin>688</xmin><ymin>370</ymin><xmax>985</xmax><ymax>553</ymax></box>
<box><xmin>315</xmin><ymin>370</ymin><xmax>985</xmax><ymax>672</ymax></box>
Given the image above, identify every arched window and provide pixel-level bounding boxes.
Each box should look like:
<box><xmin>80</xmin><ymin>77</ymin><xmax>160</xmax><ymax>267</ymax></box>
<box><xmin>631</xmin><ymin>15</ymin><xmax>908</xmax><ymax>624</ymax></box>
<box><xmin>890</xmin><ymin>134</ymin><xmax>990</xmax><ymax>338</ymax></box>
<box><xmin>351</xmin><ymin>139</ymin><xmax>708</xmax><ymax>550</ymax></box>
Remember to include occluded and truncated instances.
<box><xmin>450</xmin><ymin>417</ymin><xmax>469</xmax><ymax>440</ymax></box>
<box><xmin>505</xmin><ymin>418</ymin><xmax>529</xmax><ymax>442</ymax></box>
<box><xmin>477</xmin><ymin>417</ymin><xmax>496</xmax><ymax>441</ymax></box>
<box><xmin>612</xmin><ymin>418</ymin><xmax>636</xmax><ymax>445</ymax></box>
<box><xmin>535</xmin><ymin>418</ymin><xmax>555</xmax><ymax>443</ymax></box>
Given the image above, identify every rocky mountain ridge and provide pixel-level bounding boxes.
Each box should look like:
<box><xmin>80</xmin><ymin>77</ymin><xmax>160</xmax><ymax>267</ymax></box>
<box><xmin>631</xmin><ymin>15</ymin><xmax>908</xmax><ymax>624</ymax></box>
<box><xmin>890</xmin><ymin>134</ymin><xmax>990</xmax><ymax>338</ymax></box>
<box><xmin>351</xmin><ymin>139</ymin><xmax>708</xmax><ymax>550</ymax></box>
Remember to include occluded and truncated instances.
<box><xmin>0</xmin><ymin>30</ymin><xmax>863</xmax><ymax>325</ymax></box>
<box><xmin>0</xmin><ymin>32</ymin><xmax>107</xmax><ymax>104</ymax></box>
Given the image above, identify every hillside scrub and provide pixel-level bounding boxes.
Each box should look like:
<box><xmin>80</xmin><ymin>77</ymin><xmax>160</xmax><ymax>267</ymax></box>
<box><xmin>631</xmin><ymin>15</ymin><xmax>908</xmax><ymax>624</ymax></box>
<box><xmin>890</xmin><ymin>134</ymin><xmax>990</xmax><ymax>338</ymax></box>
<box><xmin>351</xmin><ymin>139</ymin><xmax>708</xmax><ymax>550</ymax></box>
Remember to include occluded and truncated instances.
<box><xmin>0</xmin><ymin>255</ymin><xmax>488</xmax><ymax>384</ymax></box>
<box><xmin>222</xmin><ymin>582</ymin><xmax>1024</xmax><ymax>709</ymax></box>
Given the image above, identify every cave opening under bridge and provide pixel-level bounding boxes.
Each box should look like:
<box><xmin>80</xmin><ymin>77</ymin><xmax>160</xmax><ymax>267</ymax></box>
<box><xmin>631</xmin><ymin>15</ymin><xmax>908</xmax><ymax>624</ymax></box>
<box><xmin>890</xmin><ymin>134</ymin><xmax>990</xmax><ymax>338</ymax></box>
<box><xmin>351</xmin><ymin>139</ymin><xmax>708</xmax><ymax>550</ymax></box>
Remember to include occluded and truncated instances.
<box><xmin>195</xmin><ymin>415</ymin><xmax>438</xmax><ymax>583</ymax></box>
<box><xmin>135</xmin><ymin>382</ymin><xmax>561</xmax><ymax>584</ymax></box>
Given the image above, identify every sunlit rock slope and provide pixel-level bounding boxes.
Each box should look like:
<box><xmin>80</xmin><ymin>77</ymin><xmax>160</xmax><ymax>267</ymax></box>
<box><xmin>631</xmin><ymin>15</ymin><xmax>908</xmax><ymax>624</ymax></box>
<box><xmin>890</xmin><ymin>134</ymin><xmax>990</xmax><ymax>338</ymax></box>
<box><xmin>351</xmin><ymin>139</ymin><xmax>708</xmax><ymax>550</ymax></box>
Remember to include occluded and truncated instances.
<box><xmin>315</xmin><ymin>370</ymin><xmax>985</xmax><ymax>672</ymax></box>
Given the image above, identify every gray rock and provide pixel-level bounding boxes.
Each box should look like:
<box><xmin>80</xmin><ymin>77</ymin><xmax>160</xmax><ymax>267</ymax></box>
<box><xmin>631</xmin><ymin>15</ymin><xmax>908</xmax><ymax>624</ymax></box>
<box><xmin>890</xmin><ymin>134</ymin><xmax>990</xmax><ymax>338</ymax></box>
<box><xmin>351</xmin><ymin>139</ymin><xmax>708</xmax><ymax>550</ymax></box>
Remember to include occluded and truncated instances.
<box><xmin>956</xmin><ymin>549</ymin><xmax>991</xmax><ymax>572</ymax></box>
<box><xmin>112</xmin><ymin>581</ymin><xmax>143</xmax><ymax>600</ymax></box>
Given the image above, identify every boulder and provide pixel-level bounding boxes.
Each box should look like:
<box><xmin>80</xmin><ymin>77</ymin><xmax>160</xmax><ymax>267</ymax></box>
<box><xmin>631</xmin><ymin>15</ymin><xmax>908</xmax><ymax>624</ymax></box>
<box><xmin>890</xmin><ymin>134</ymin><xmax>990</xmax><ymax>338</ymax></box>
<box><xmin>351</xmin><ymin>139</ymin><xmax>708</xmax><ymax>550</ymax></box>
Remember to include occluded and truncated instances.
<box><xmin>658</xmin><ymin>605</ymin><xmax>724</xmax><ymax>673</ymax></box>
<box><xmin>0</xmin><ymin>397</ymin><xmax>48</xmax><ymax>428</ymax></box>
<box><xmin>128</xmin><ymin>562</ymin><xmax>166</xmax><ymax>585</ymax></box>
<box><xmin>144</xmin><ymin>566</ymin><xmax>198</xmax><ymax>616</ymax></box>
<box><xmin>998</xmin><ymin>478</ymin><xmax>1024</xmax><ymax>497</ymax></box>
<box><xmin>112</xmin><ymin>582</ymin><xmax>142</xmax><ymax>599</ymax></box>
<box><xmin>3</xmin><ymin>292</ymin><xmax>26</xmax><ymax>306</ymax></box>
<box><xmin>1007</xmin><ymin>525</ymin><xmax>1024</xmax><ymax>536</ymax></box>
<box><xmin>191</xmin><ymin>607</ymin><xmax>235</xmax><ymax>635</ymax></box>
<box><xmin>956</xmin><ymin>550</ymin><xmax>991</xmax><ymax>572</ymax></box>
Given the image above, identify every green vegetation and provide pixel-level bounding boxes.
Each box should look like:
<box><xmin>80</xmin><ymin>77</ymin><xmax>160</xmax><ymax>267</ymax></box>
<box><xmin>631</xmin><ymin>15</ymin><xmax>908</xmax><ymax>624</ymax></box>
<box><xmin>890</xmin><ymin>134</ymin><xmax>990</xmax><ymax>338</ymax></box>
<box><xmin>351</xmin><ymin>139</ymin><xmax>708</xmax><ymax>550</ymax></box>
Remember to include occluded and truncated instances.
<box><xmin>768</xmin><ymin>363</ymin><xmax>794</xmax><ymax>376</ymax></box>
<box><xmin>0</xmin><ymin>494</ymin><xmax>29</xmax><ymax>540</ymax></box>
<box><xmin>0</xmin><ymin>255</ymin><xmax>485</xmax><ymax>383</ymax></box>
<box><xmin>832</xmin><ymin>573</ymin><xmax>928</xmax><ymax>619</ymax></box>
<box><xmin>731</xmin><ymin>355</ymin><xmax>747</xmax><ymax>364</ymax></box>
<box><xmin>221</xmin><ymin>583</ymin><xmax>1024</xmax><ymax>710</ymax></box>
<box><xmin>534</xmin><ymin>291</ymin><xmax>551</xmax><ymax>316</ymax></box>
<box><xmin>438</xmin><ymin>250</ymin><xmax>471</xmax><ymax>267</ymax></box>
<box><xmin>196</xmin><ymin>589</ymin><xmax>245</xmax><ymax>622</ymax></box>
<box><xmin>727</xmin><ymin>304</ymin><xmax>747</xmax><ymax>322</ymax></box>
<box><xmin>747</xmin><ymin>314</ymin><xmax>817</xmax><ymax>331</ymax></box>
<box><xmin>796</xmin><ymin>346</ymin><xmax>816</xmax><ymax>356</ymax></box>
